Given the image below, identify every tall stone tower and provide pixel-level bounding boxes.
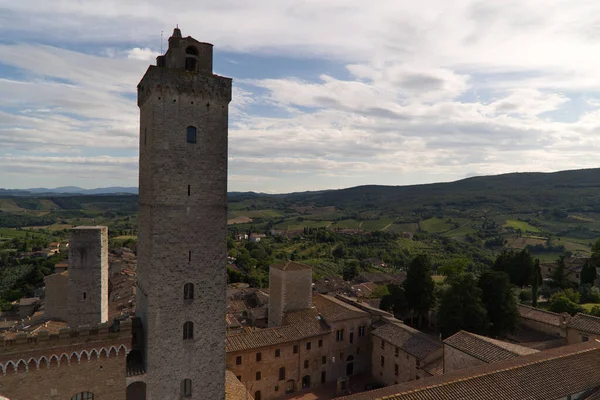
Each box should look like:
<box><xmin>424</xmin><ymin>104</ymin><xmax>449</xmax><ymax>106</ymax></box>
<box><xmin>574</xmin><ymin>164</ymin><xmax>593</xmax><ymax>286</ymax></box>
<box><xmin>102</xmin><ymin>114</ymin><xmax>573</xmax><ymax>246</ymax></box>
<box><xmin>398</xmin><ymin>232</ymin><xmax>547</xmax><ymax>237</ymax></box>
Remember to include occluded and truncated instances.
<box><xmin>67</xmin><ymin>226</ymin><xmax>109</xmax><ymax>327</ymax></box>
<box><xmin>268</xmin><ymin>261</ymin><xmax>313</xmax><ymax>327</ymax></box>
<box><xmin>136</xmin><ymin>27</ymin><xmax>232</xmax><ymax>400</ymax></box>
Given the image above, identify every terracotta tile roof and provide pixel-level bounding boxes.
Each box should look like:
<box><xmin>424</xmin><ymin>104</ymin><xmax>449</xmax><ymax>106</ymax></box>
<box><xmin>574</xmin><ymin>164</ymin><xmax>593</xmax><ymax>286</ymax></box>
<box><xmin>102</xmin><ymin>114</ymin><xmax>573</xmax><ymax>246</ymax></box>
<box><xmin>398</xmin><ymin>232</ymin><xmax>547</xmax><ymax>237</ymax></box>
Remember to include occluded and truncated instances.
<box><xmin>225</xmin><ymin>370</ymin><xmax>254</xmax><ymax>400</ymax></box>
<box><xmin>225</xmin><ymin>308</ymin><xmax>330</xmax><ymax>352</ymax></box>
<box><xmin>226</xmin><ymin>313</ymin><xmax>241</xmax><ymax>329</ymax></box>
<box><xmin>372</xmin><ymin>322</ymin><xmax>441</xmax><ymax>360</ymax></box>
<box><xmin>568</xmin><ymin>313</ymin><xmax>600</xmax><ymax>335</ymax></box>
<box><xmin>444</xmin><ymin>330</ymin><xmax>538</xmax><ymax>363</ymax></box>
<box><xmin>312</xmin><ymin>294</ymin><xmax>369</xmax><ymax>323</ymax></box>
<box><xmin>422</xmin><ymin>355</ymin><xmax>443</xmax><ymax>376</ymax></box>
<box><xmin>518</xmin><ymin>304</ymin><xmax>564</xmax><ymax>327</ymax></box>
<box><xmin>340</xmin><ymin>340</ymin><xmax>600</xmax><ymax>400</ymax></box>
<box><xmin>270</xmin><ymin>261</ymin><xmax>312</xmax><ymax>271</ymax></box>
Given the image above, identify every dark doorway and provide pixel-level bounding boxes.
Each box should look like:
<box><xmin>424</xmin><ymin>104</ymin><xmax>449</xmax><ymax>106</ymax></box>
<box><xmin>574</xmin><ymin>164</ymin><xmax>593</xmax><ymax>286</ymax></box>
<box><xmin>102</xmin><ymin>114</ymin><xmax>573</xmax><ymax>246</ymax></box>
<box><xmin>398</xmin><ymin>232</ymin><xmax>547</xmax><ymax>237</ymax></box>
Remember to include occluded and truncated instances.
<box><xmin>321</xmin><ymin>371</ymin><xmax>326</xmax><ymax>383</ymax></box>
<box><xmin>302</xmin><ymin>375</ymin><xmax>311</xmax><ymax>388</ymax></box>
<box><xmin>126</xmin><ymin>382</ymin><xmax>146</xmax><ymax>400</ymax></box>
<box><xmin>346</xmin><ymin>355</ymin><xmax>355</xmax><ymax>376</ymax></box>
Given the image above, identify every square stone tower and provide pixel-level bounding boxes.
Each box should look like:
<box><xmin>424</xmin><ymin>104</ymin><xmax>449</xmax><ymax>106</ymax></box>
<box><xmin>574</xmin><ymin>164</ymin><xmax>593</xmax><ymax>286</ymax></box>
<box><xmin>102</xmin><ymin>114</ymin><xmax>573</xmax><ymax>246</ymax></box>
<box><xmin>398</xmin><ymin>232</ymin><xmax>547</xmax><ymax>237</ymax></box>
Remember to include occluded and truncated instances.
<box><xmin>268</xmin><ymin>261</ymin><xmax>313</xmax><ymax>327</ymax></box>
<box><xmin>67</xmin><ymin>226</ymin><xmax>109</xmax><ymax>327</ymax></box>
<box><xmin>136</xmin><ymin>27</ymin><xmax>232</xmax><ymax>400</ymax></box>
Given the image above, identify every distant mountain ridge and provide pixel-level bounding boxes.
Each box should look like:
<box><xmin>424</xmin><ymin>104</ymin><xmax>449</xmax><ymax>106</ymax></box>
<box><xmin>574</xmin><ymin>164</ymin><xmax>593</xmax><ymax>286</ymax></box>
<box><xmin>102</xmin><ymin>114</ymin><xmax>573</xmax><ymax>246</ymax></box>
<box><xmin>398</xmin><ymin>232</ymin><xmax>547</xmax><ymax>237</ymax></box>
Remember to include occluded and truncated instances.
<box><xmin>0</xmin><ymin>186</ymin><xmax>139</xmax><ymax>196</ymax></box>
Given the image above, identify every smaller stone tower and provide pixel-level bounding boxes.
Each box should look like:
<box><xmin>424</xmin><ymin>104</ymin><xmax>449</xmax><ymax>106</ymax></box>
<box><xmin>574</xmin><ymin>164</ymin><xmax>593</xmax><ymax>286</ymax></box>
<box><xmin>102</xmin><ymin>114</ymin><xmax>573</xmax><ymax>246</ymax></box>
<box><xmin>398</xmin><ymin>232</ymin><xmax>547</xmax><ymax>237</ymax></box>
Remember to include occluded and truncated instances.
<box><xmin>268</xmin><ymin>261</ymin><xmax>313</xmax><ymax>327</ymax></box>
<box><xmin>67</xmin><ymin>226</ymin><xmax>109</xmax><ymax>327</ymax></box>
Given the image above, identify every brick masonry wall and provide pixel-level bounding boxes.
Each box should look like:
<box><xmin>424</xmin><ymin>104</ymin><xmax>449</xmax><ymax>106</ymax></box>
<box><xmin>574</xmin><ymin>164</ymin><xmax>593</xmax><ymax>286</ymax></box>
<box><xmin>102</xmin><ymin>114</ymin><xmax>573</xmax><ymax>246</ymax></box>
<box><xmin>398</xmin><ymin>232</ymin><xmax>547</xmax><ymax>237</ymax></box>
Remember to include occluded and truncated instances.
<box><xmin>521</xmin><ymin>319</ymin><xmax>566</xmax><ymax>337</ymax></box>
<box><xmin>328</xmin><ymin>318</ymin><xmax>371</xmax><ymax>380</ymax></box>
<box><xmin>67</xmin><ymin>226</ymin><xmax>109</xmax><ymax>327</ymax></box>
<box><xmin>136</xmin><ymin>37</ymin><xmax>232</xmax><ymax>400</ymax></box>
<box><xmin>0</xmin><ymin>348</ymin><xmax>125</xmax><ymax>400</ymax></box>
<box><xmin>442</xmin><ymin>345</ymin><xmax>485</xmax><ymax>373</ymax></box>
<box><xmin>567</xmin><ymin>329</ymin><xmax>600</xmax><ymax>345</ymax></box>
<box><xmin>226</xmin><ymin>334</ymin><xmax>331</xmax><ymax>400</ymax></box>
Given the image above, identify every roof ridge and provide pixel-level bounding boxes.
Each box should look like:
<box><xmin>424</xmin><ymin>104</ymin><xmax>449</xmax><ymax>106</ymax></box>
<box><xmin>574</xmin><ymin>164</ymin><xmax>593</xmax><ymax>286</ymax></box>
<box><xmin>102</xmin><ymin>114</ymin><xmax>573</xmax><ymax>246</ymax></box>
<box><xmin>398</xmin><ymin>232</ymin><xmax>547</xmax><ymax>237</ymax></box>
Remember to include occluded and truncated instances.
<box><xmin>518</xmin><ymin>304</ymin><xmax>561</xmax><ymax>315</ymax></box>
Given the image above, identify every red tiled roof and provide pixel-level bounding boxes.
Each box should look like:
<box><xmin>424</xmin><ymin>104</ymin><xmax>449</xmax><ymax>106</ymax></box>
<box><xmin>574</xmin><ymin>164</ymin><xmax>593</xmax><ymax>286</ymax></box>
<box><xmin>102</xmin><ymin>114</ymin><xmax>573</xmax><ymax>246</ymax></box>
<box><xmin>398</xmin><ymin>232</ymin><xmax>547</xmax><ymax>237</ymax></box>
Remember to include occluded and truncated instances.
<box><xmin>312</xmin><ymin>294</ymin><xmax>368</xmax><ymax>323</ymax></box>
<box><xmin>518</xmin><ymin>304</ymin><xmax>564</xmax><ymax>327</ymax></box>
<box><xmin>443</xmin><ymin>330</ymin><xmax>538</xmax><ymax>363</ymax></box>
<box><xmin>372</xmin><ymin>322</ymin><xmax>441</xmax><ymax>360</ymax></box>
<box><xmin>568</xmin><ymin>313</ymin><xmax>600</xmax><ymax>335</ymax></box>
<box><xmin>340</xmin><ymin>340</ymin><xmax>600</xmax><ymax>400</ymax></box>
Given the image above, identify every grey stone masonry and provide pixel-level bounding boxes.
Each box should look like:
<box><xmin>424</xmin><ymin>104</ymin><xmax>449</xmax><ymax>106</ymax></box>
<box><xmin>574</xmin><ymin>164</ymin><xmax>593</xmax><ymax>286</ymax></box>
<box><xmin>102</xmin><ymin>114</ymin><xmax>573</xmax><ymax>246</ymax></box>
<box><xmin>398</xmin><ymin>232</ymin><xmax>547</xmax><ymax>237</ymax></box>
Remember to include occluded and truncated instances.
<box><xmin>268</xmin><ymin>263</ymin><xmax>313</xmax><ymax>327</ymax></box>
<box><xmin>136</xmin><ymin>27</ymin><xmax>232</xmax><ymax>400</ymax></box>
<box><xmin>67</xmin><ymin>226</ymin><xmax>109</xmax><ymax>327</ymax></box>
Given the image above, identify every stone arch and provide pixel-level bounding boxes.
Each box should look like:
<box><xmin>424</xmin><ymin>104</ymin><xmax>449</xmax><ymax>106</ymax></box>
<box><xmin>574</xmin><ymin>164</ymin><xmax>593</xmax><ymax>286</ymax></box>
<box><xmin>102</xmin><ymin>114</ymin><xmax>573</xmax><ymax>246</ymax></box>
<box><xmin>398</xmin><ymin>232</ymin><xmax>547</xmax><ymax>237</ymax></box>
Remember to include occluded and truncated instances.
<box><xmin>60</xmin><ymin>353</ymin><xmax>69</xmax><ymax>366</ymax></box>
<box><xmin>49</xmin><ymin>355</ymin><xmax>59</xmax><ymax>369</ymax></box>
<box><xmin>5</xmin><ymin>361</ymin><xmax>15</xmax><ymax>374</ymax></box>
<box><xmin>17</xmin><ymin>360</ymin><xmax>27</xmax><ymax>373</ymax></box>
<box><xmin>99</xmin><ymin>348</ymin><xmax>108</xmax><ymax>359</ymax></box>
<box><xmin>89</xmin><ymin>349</ymin><xmax>99</xmax><ymax>360</ymax></box>
<box><xmin>27</xmin><ymin>357</ymin><xmax>37</xmax><ymax>371</ymax></box>
<box><xmin>126</xmin><ymin>381</ymin><xmax>147</xmax><ymax>400</ymax></box>
<box><xmin>109</xmin><ymin>347</ymin><xmax>118</xmax><ymax>359</ymax></box>
<box><xmin>80</xmin><ymin>351</ymin><xmax>89</xmax><ymax>363</ymax></box>
<box><xmin>118</xmin><ymin>344</ymin><xmax>128</xmax><ymax>356</ymax></box>
<box><xmin>70</xmin><ymin>352</ymin><xmax>79</xmax><ymax>365</ymax></box>
<box><xmin>38</xmin><ymin>357</ymin><xmax>48</xmax><ymax>370</ymax></box>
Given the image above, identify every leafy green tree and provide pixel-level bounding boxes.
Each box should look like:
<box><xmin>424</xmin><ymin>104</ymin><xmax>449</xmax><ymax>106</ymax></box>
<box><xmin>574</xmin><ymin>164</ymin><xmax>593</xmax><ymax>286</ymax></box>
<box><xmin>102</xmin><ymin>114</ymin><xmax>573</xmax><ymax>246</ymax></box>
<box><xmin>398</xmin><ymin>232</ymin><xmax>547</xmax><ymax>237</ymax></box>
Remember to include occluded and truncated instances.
<box><xmin>379</xmin><ymin>284</ymin><xmax>408</xmax><ymax>317</ymax></box>
<box><xmin>478</xmin><ymin>271</ymin><xmax>519</xmax><ymax>336</ymax></box>
<box><xmin>332</xmin><ymin>244</ymin><xmax>346</xmax><ymax>259</ymax></box>
<box><xmin>403</xmin><ymin>254</ymin><xmax>435</xmax><ymax>327</ymax></box>
<box><xmin>343</xmin><ymin>260</ymin><xmax>359</xmax><ymax>281</ymax></box>
<box><xmin>592</xmin><ymin>239</ymin><xmax>600</xmax><ymax>267</ymax></box>
<box><xmin>437</xmin><ymin>273</ymin><xmax>489</xmax><ymax>339</ymax></box>
<box><xmin>548</xmin><ymin>290</ymin><xmax>583</xmax><ymax>315</ymax></box>
<box><xmin>580</xmin><ymin>259</ymin><xmax>597</xmax><ymax>287</ymax></box>
<box><xmin>438</xmin><ymin>257</ymin><xmax>468</xmax><ymax>281</ymax></box>
<box><xmin>580</xmin><ymin>284</ymin><xmax>600</xmax><ymax>304</ymax></box>
<box><xmin>370</xmin><ymin>285</ymin><xmax>390</xmax><ymax>299</ymax></box>
<box><xmin>492</xmin><ymin>249</ymin><xmax>534</xmax><ymax>287</ymax></box>
<box><xmin>531</xmin><ymin>258</ymin><xmax>542</xmax><ymax>307</ymax></box>
<box><xmin>551</xmin><ymin>256</ymin><xmax>568</xmax><ymax>289</ymax></box>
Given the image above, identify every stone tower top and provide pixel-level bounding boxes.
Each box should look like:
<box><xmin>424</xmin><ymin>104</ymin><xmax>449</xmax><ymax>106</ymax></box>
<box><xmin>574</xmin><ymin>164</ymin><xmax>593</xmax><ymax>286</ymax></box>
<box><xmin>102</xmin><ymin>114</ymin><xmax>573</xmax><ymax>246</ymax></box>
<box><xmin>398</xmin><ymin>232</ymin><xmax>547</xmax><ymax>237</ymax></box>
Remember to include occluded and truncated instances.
<box><xmin>268</xmin><ymin>261</ymin><xmax>313</xmax><ymax>327</ymax></box>
<box><xmin>155</xmin><ymin>27</ymin><xmax>214</xmax><ymax>75</ymax></box>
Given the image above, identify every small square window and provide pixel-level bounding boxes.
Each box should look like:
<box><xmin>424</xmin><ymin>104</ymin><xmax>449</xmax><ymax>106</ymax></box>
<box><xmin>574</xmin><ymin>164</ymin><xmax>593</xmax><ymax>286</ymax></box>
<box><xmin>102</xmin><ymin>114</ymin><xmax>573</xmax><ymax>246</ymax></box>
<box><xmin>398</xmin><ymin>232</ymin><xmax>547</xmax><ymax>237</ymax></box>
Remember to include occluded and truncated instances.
<box><xmin>293</xmin><ymin>345</ymin><xmax>299</xmax><ymax>354</ymax></box>
<box><xmin>318</xmin><ymin>339</ymin><xmax>323</xmax><ymax>347</ymax></box>
<box><xmin>256</xmin><ymin>352</ymin><xmax>262</xmax><ymax>362</ymax></box>
<box><xmin>304</xmin><ymin>360</ymin><xmax>309</xmax><ymax>368</ymax></box>
<box><xmin>275</xmin><ymin>349</ymin><xmax>281</xmax><ymax>357</ymax></box>
<box><xmin>236</xmin><ymin>356</ymin><xmax>242</xmax><ymax>365</ymax></box>
<box><xmin>186</xmin><ymin>126</ymin><xmax>197</xmax><ymax>144</ymax></box>
<box><xmin>306</xmin><ymin>342</ymin><xmax>311</xmax><ymax>351</ymax></box>
<box><xmin>322</xmin><ymin>356</ymin><xmax>326</xmax><ymax>365</ymax></box>
<box><xmin>256</xmin><ymin>371</ymin><xmax>261</xmax><ymax>381</ymax></box>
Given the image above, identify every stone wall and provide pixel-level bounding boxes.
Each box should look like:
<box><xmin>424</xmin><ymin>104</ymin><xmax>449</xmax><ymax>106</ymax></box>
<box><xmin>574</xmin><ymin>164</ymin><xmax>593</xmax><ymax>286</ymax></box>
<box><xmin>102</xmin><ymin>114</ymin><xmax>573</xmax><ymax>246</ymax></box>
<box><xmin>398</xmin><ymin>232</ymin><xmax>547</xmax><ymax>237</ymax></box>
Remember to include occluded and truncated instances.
<box><xmin>567</xmin><ymin>328</ymin><xmax>600</xmax><ymax>345</ymax></box>
<box><xmin>371</xmin><ymin>336</ymin><xmax>418</xmax><ymax>386</ymax></box>
<box><xmin>44</xmin><ymin>272</ymin><xmax>68</xmax><ymax>321</ymax></box>
<box><xmin>136</xmin><ymin>31</ymin><xmax>232</xmax><ymax>400</ymax></box>
<box><xmin>442</xmin><ymin>344</ymin><xmax>485</xmax><ymax>373</ymax></box>
<box><xmin>268</xmin><ymin>268</ymin><xmax>312</xmax><ymax>327</ymax></box>
<box><xmin>328</xmin><ymin>317</ymin><xmax>372</xmax><ymax>381</ymax></box>
<box><xmin>67</xmin><ymin>226</ymin><xmax>109</xmax><ymax>327</ymax></box>
<box><xmin>521</xmin><ymin>319</ymin><xmax>566</xmax><ymax>337</ymax></box>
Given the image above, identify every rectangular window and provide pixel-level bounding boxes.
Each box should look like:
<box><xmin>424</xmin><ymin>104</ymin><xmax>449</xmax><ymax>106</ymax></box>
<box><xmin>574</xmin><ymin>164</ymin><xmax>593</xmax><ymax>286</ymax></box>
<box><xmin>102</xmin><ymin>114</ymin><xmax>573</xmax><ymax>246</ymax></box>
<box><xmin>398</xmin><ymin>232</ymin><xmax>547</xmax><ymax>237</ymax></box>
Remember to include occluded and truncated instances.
<box><xmin>275</xmin><ymin>349</ymin><xmax>281</xmax><ymax>357</ymax></box>
<box><xmin>293</xmin><ymin>345</ymin><xmax>299</xmax><ymax>354</ymax></box>
<box><xmin>186</xmin><ymin>126</ymin><xmax>197</xmax><ymax>144</ymax></box>
<box><xmin>321</xmin><ymin>371</ymin><xmax>326</xmax><ymax>383</ymax></box>
<box><xmin>318</xmin><ymin>339</ymin><xmax>323</xmax><ymax>347</ymax></box>
<box><xmin>306</xmin><ymin>342</ymin><xmax>311</xmax><ymax>351</ymax></box>
<box><xmin>236</xmin><ymin>376</ymin><xmax>241</xmax><ymax>381</ymax></box>
<box><xmin>349</xmin><ymin>332</ymin><xmax>354</xmax><ymax>344</ymax></box>
<box><xmin>256</xmin><ymin>371</ymin><xmax>261</xmax><ymax>381</ymax></box>
<box><xmin>359</xmin><ymin>326</ymin><xmax>366</xmax><ymax>337</ymax></box>
<box><xmin>256</xmin><ymin>352</ymin><xmax>262</xmax><ymax>362</ymax></box>
<box><xmin>394</xmin><ymin>364</ymin><xmax>399</xmax><ymax>376</ymax></box>
<box><xmin>304</xmin><ymin>360</ymin><xmax>309</xmax><ymax>368</ymax></box>
<box><xmin>188</xmin><ymin>185</ymin><xmax>190</xmax><ymax>196</ymax></box>
<box><xmin>236</xmin><ymin>356</ymin><xmax>242</xmax><ymax>365</ymax></box>
<box><xmin>279</xmin><ymin>367</ymin><xmax>286</xmax><ymax>381</ymax></box>
<box><xmin>381</xmin><ymin>340</ymin><xmax>385</xmax><ymax>350</ymax></box>
<box><xmin>188</xmin><ymin>250</ymin><xmax>191</xmax><ymax>263</ymax></box>
<box><xmin>322</xmin><ymin>356</ymin><xmax>326</xmax><ymax>365</ymax></box>
<box><xmin>583</xmin><ymin>336</ymin><xmax>590</xmax><ymax>342</ymax></box>
<box><xmin>381</xmin><ymin>356</ymin><xmax>385</xmax><ymax>367</ymax></box>
<box><xmin>416</xmin><ymin>360</ymin><xmax>421</xmax><ymax>368</ymax></box>
<box><xmin>336</xmin><ymin>329</ymin><xmax>344</xmax><ymax>341</ymax></box>
<box><xmin>395</xmin><ymin>347</ymin><xmax>399</xmax><ymax>357</ymax></box>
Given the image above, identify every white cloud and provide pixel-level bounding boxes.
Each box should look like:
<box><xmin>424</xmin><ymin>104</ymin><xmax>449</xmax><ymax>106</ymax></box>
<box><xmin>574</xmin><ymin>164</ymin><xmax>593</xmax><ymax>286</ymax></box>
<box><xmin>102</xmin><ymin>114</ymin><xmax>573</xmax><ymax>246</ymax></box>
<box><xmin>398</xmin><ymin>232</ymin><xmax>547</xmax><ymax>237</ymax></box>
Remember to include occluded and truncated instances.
<box><xmin>127</xmin><ymin>47</ymin><xmax>160</xmax><ymax>61</ymax></box>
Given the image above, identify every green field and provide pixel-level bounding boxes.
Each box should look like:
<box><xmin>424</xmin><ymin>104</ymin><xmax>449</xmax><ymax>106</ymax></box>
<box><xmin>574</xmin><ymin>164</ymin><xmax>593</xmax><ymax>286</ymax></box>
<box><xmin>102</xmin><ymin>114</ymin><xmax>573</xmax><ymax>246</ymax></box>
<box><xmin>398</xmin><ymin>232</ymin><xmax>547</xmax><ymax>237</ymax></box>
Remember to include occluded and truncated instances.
<box><xmin>420</xmin><ymin>218</ymin><xmax>453</xmax><ymax>233</ymax></box>
<box><xmin>0</xmin><ymin>228</ymin><xmax>46</xmax><ymax>239</ymax></box>
<box><xmin>230</xmin><ymin>209</ymin><xmax>283</xmax><ymax>218</ymax></box>
<box><xmin>504</xmin><ymin>220</ymin><xmax>541</xmax><ymax>233</ymax></box>
<box><xmin>443</xmin><ymin>224</ymin><xmax>477</xmax><ymax>237</ymax></box>
<box><xmin>386</xmin><ymin>223</ymin><xmax>420</xmax><ymax>234</ymax></box>
<box><xmin>361</xmin><ymin>217</ymin><xmax>394</xmax><ymax>231</ymax></box>
<box><xmin>332</xmin><ymin>219</ymin><xmax>362</xmax><ymax>229</ymax></box>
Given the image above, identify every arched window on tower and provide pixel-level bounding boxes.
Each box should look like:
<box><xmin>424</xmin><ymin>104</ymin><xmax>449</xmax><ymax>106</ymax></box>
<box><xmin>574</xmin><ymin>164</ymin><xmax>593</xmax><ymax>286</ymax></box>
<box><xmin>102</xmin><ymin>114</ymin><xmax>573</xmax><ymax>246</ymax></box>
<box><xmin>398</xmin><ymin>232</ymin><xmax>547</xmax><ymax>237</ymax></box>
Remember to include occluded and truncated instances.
<box><xmin>183</xmin><ymin>321</ymin><xmax>194</xmax><ymax>340</ymax></box>
<box><xmin>186</xmin><ymin>126</ymin><xmax>197</xmax><ymax>144</ymax></box>
<box><xmin>181</xmin><ymin>379</ymin><xmax>192</xmax><ymax>398</ymax></box>
<box><xmin>185</xmin><ymin>46</ymin><xmax>199</xmax><ymax>72</ymax></box>
<box><xmin>71</xmin><ymin>392</ymin><xmax>94</xmax><ymax>400</ymax></box>
<box><xmin>184</xmin><ymin>283</ymin><xmax>194</xmax><ymax>300</ymax></box>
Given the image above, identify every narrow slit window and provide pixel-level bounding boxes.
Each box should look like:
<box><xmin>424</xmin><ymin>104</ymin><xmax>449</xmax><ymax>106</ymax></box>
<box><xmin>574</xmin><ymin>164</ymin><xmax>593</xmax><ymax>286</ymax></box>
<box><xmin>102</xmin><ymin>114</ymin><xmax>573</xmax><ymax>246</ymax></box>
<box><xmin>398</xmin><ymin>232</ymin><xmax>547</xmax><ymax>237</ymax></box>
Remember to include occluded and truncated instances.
<box><xmin>186</xmin><ymin>126</ymin><xmax>197</xmax><ymax>144</ymax></box>
<box><xmin>188</xmin><ymin>250</ymin><xmax>191</xmax><ymax>263</ymax></box>
<box><xmin>188</xmin><ymin>185</ymin><xmax>190</xmax><ymax>196</ymax></box>
<box><xmin>183</xmin><ymin>321</ymin><xmax>194</xmax><ymax>340</ymax></box>
<box><xmin>184</xmin><ymin>283</ymin><xmax>194</xmax><ymax>300</ymax></box>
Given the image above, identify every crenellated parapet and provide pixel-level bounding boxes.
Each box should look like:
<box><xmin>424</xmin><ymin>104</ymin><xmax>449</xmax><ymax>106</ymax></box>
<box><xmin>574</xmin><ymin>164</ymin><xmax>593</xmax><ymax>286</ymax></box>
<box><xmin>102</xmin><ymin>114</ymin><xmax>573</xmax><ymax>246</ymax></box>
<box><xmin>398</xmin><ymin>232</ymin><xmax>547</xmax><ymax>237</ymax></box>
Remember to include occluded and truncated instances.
<box><xmin>137</xmin><ymin>66</ymin><xmax>232</xmax><ymax>107</ymax></box>
<box><xmin>0</xmin><ymin>318</ymin><xmax>131</xmax><ymax>375</ymax></box>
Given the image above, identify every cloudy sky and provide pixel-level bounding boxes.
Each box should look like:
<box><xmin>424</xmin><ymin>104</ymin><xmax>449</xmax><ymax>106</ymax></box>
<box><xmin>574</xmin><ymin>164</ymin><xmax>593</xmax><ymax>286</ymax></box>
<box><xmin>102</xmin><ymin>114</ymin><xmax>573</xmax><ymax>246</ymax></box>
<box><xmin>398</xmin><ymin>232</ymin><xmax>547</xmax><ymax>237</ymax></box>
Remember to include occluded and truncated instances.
<box><xmin>1</xmin><ymin>1</ymin><xmax>599</xmax><ymax>193</ymax></box>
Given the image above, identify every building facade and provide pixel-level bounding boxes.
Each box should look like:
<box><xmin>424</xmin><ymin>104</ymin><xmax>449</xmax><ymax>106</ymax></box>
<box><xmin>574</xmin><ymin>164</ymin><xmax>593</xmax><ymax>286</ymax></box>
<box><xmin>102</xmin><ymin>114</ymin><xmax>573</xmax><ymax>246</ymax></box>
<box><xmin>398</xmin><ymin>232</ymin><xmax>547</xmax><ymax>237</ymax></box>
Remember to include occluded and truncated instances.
<box><xmin>135</xmin><ymin>27</ymin><xmax>232</xmax><ymax>400</ymax></box>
